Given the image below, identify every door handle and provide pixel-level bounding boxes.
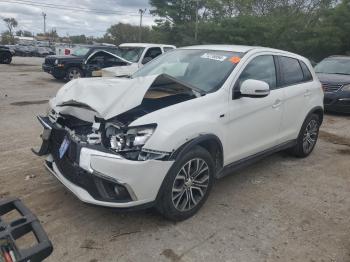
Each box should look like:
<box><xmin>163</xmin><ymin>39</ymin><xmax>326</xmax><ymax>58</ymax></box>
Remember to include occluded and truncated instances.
<box><xmin>304</xmin><ymin>90</ymin><xmax>311</xmax><ymax>97</ymax></box>
<box><xmin>272</xmin><ymin>99</ymin><xmax>282</xmax><ymax>109</ymax></box>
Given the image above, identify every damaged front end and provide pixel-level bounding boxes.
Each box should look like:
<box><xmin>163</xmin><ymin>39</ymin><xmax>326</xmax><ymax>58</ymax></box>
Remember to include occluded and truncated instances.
<box><xmin>33</xmin><ymin>74</ymin><xmax>200</xmax><ymax>207</ymax></box>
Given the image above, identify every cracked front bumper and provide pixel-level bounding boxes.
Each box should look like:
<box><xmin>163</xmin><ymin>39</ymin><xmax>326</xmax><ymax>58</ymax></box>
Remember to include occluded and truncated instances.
<box><xmin>35</xmin><ymin>116</ymin><xmax>174</xmax><ymax>208</ymax></box>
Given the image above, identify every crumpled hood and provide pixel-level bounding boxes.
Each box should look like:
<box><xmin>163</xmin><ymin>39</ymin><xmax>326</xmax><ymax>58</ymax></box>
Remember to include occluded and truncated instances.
<box><xmin>101</xmin><ymin>64</ymin><xmax>139</xmax><ymax>77</ymax></box>
<box><xmin>50</xmin><ymin>75</ymin><xmax>159</xmax><ymax>121</ymax></box>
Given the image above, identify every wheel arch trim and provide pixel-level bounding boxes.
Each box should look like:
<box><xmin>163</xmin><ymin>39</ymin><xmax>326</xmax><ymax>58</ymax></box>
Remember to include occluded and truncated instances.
<box><xmin>307</xmin><ymin>106</ymin><xmax>324</xmax><ymax>124</ymax></box>
<box><xmin>169</xmin><ymin>134</ymin><xmax>224</xmax><ymax>170</ymax></box>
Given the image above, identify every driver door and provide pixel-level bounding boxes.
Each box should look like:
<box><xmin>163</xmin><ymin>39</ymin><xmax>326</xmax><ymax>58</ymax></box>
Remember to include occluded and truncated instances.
<box><xmin>224</xmin><ymin>55</ymin><xmax>284</xmax><ymax>164</ymax></box>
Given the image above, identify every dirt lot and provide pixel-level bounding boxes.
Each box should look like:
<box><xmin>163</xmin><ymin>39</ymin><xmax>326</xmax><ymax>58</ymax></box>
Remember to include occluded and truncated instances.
<box><xmin>0</xmin><ymin>57</ymin><xmax>350</xmax><ymax>262</ymax></box>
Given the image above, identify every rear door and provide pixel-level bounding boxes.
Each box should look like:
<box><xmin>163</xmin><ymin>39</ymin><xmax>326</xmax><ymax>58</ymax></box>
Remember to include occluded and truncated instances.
<box><xmin>277</xmin><ymin>56</ymin><xmax>314</xmax><ymax>141</ymax></box>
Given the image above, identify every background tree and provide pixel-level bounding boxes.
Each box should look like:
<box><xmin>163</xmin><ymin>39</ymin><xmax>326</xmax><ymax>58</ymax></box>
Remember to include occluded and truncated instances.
<box><xmin>69</xmin><ymin>35</ymin><xmax>87</xmax><ymax>44</ymax></box>
<box><xmin>1</xmin><ymin>31</ymin><xmax>12</xmax><ymax>44</ymax></box>
<box><xmin>101</xmin><ymin>23</ymin><xmax>153</xmax><ymax>45</ymax></box>
<box><xmin>3</xmin><ymin>18</ymin><xmax>18</xmax><ymax>44</ymax></box>
<box><xmin>149</xmin><ymin>0</ymin><xmax>343</xmax><ymax>61</ymax></box>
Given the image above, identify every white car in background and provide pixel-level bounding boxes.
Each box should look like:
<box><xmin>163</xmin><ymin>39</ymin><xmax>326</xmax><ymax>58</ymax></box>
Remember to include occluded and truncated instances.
<box><xmin>34</xmin><ymin>45</ymin><xmax>324</xmax><ymax>221</ymax></box>
<box><xmin>101</xmin><ymin>43</ymin><xmax>176</xmax><ymax>77</ymax></box>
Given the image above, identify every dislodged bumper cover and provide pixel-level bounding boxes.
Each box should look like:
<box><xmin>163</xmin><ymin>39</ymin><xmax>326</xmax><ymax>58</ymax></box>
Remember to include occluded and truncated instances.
<box><xmin>45</xmin><ymin>148</ymin><xmax>174</xmax><ymax>208</ymax></box>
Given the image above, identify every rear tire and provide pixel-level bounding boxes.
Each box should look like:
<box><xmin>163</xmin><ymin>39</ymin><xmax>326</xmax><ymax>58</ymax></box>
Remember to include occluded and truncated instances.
<box><xmin>156</xmin><ymin>146</ymin><xmax>215</xmax><ymax>221</ymax></box>
<box><xmin>288</xmin><ymin>114</ymin><xmax>320</xmax><ymax>158</ymax></box>
<box><xmin>65</xmin><ymin>67</ymin><xmax>83</xmax><ymax>81</ymax></box>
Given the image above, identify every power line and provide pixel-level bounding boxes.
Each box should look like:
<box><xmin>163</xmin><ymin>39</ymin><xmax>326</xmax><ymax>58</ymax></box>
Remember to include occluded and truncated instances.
<box><xmin>10</xmin><ymin>0</ymin><xmax>141</xmax><ymax>14</ymax></box>
<box><xmin>0</xmin><ymin>0</ymin><xmax>153</xmax><ymax>16</ymax></box>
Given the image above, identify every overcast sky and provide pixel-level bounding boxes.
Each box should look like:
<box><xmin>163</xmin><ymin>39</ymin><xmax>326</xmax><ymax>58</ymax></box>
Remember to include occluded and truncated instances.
<box><xmin>0</xmin><ymin>0</ymin><xmax>155</xmax><ymax>37</ymax></box>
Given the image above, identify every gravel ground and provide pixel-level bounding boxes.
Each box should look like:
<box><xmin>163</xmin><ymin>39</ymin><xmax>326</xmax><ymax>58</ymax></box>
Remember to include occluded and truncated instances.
<box><xmin>0</xmin><ymin>57</ymin><xmax>350</xmax><ymax>262</ymax></box>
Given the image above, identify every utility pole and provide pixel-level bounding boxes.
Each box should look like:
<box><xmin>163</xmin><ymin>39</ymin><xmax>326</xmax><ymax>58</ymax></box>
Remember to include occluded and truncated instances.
<box><xmin>42</xmin><ymin>12</ymin><xmax>46</xmax><ymax>34</ymax></box>
<box><xmin>139</xmin><ymin>9</ymin><xmax>146</xmax><ymax>42</ymax></box>
<box><xmin>194</xmin><ymin>0</ymin><xmax>199</xmax><ymax>42</ymax></box>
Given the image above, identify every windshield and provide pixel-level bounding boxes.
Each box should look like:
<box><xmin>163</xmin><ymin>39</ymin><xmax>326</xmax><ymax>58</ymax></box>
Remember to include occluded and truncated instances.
<box><xmin>72</xmin><ymin>47</ymin><xmax>90</xmax><ymax>56</ymax></box>
<box><xmin>132</xmin><ymin>49</ymin><xmax>244</xmax><ymax>93</ymax></box>
<box><xmin>114</xmin><ymin>47</ymin><xmax>145</xmax><ymax>63</ymax></box>
<box><xmin>315</xmin><ymin>58</ymin><xmax>350</xmax><ymax>75</ymax></box>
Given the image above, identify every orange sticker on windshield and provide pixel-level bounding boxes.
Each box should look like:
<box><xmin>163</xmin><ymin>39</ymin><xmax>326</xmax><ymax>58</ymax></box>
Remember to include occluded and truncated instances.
<box><xmin>229</xmin><ymin>56</ymin><xmax>241</xmax><ymax>64</ymax></box>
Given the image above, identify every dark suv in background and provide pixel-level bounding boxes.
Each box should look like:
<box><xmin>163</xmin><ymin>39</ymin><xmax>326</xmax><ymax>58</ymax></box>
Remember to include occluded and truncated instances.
<box><xmin>42</xmin><ymin>45</ymin><xmax>119</xmax><ymax>81</ymax></box>
<box><xmin>315</xmin><ymin>56</ymin><xmax>350</xmax><ymax>113</ymax></box>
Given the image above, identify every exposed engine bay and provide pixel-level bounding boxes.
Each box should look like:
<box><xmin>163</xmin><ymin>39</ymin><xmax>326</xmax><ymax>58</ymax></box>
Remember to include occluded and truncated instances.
<box><xmin>49</xmin><ymin>74</ymin><xmax>200</xmax><ymax>160</ymax></box>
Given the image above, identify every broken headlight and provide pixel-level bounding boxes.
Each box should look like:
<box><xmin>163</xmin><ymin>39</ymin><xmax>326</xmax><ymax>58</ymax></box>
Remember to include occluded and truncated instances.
<box><xmin>105</xmin><ymin>123</ymin><xmax>156</xmax><ymax>154</ymax></box>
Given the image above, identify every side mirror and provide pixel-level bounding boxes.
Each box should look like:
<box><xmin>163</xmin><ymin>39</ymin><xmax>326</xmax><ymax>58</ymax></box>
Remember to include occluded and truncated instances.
<box><xmin>240</xmin><ymin>79</ymin><xmax>270</xmax><ymax>98</ymax></box>
<box><xmin>142</xmin><ymin>57</ymin><xmax>153</xmax><ymax>65</ymax></box>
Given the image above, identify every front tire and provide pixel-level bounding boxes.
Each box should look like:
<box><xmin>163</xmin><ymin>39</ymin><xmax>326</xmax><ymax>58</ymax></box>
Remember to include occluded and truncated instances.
<box><xmin>0</xmin><ymin>53</ymin><xmax>12</xmax><ymax>64</ymax></box>
<box><xmin>156</xmin><ymin>146</ymin><xmax>215</xmax><ymax>221</ymax></box>
<box><xmin>289</xmin><ymin>114</ymin><xmax>320</xmax><ymax>158</ymax></box>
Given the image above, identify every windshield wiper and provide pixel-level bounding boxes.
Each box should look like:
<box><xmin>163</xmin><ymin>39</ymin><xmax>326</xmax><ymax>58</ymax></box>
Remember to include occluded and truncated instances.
<box><xmin>317</xmin><ymin>72</ymin><xmax>350</xmax><ymax>75</ymax></box>
<box><xmin>333</xmin><ymin>73</ymin><xmax>350</xmax><ymax>75</ymax></box>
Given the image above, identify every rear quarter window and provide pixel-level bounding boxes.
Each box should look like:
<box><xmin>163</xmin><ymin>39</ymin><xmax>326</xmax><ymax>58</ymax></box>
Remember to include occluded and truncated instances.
<box><xmin>300</xmin><ymin>61</ymin><xmax>313</xmax><ymax>81</ymax></box>
<box><xmin>279</xmin><ymin>56</ymin><xmax>304</xmax><ymax>86</ymax></box>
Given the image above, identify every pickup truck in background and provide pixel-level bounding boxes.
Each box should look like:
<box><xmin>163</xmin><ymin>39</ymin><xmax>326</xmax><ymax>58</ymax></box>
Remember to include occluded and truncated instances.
<box><xmin>99</xmin><ymin>43</ymin><xmax>176</xmax><ymax>78</ymax></box>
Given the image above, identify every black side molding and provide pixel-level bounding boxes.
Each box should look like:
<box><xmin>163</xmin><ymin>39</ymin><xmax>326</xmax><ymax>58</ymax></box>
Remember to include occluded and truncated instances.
<box><xmin>217</xmin><ymin>140</ymin><xmax>297</xmax><ymax>179</ymax></box>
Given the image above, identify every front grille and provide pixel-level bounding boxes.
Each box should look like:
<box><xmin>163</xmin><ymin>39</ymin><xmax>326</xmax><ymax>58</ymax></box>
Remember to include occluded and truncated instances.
<box><xmin>44</xmin><ymin>57</ymin><xmax>56</xmax><ymax>66</ymax></box>
<box><xmin>322</xmin><ymin>83</ymin><xmax>343</xmax><ymax>93</ymax></box>
<box><xmin>48</xmin><ymin>126</ymin><xmax>131</xmax><ymax>202</ymax></box>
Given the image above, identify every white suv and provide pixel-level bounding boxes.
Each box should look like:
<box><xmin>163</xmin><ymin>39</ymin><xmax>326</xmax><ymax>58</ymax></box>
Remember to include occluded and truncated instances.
<box><xmin>34</xmin><ymin>45</ymin><xmax>324</xmax><ymax>221</ymax></box>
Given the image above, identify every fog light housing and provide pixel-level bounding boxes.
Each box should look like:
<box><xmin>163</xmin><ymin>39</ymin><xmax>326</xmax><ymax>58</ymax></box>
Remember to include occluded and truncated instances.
<box><xmin>114</xmin><ymin>184</ymin><xmax>130</xmax><ymax>199</ymax></box>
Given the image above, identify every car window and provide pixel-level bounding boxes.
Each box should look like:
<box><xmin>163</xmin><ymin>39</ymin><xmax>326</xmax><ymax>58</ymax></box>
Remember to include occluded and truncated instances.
<box><xmin>314</xmin><ymin>58</ymin><xmax>350</xmax><ymax>75</ymax></box>
<box><xmin>115</xmin><ymin>47</ymin><xmax>144</xmax><ymax>63</ymax></box>
<box><xmin>163</xmin><ymin>47</ymin><xmax>175</xmax><ymax>52</ymax></box>
<box><xmin>237</xmin><ymin>55</ymin><xmax>277</xmax><ymax>89</ymax></box>
<box><xmin>88</xmin><ymin>54</ymin><xmax>105</xmax><ymax>65</ymax></box>
<box><xmin>144</xmin><ymin>47</ymin><xmax>162</xmax><ymax>59</ymax></box>
<box><xmin>71</xmin><ymin>47</ymin><xmax>90</xmax><ymax>56</ymax></box>
<box><xmin>279</xmin><ymin>56</ymin><xmax>304</xmax><ymax>86</ymax></box>
<box><xmin>300</xmin><ymin>61</ymin><xmax>313</xmax><ymax>81</ymax></box>
<box><xmin>133</xmin><ymin>49</ymin><xmax>244</xmax><ymax>93</ymax></box>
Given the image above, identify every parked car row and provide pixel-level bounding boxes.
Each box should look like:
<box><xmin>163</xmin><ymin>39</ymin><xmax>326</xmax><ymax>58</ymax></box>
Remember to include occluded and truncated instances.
<box><xmin>99</xmin><ymin>43</ymin><xmax>176</xmax><ymax>77</ymax></box>
<box><xmin>42</xmin><ymin>44</ymin><xmax>119</xmax><ymax>81</ymax></box>
<box><xmin>6</xmin><ymin>45</ymin><xmax>55</xmax><ymax>57</ymax></box>
<box><xmin>42</xmin><ymin>43</ymin><xmax>175</xmax><ymax>81</ymax></box>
